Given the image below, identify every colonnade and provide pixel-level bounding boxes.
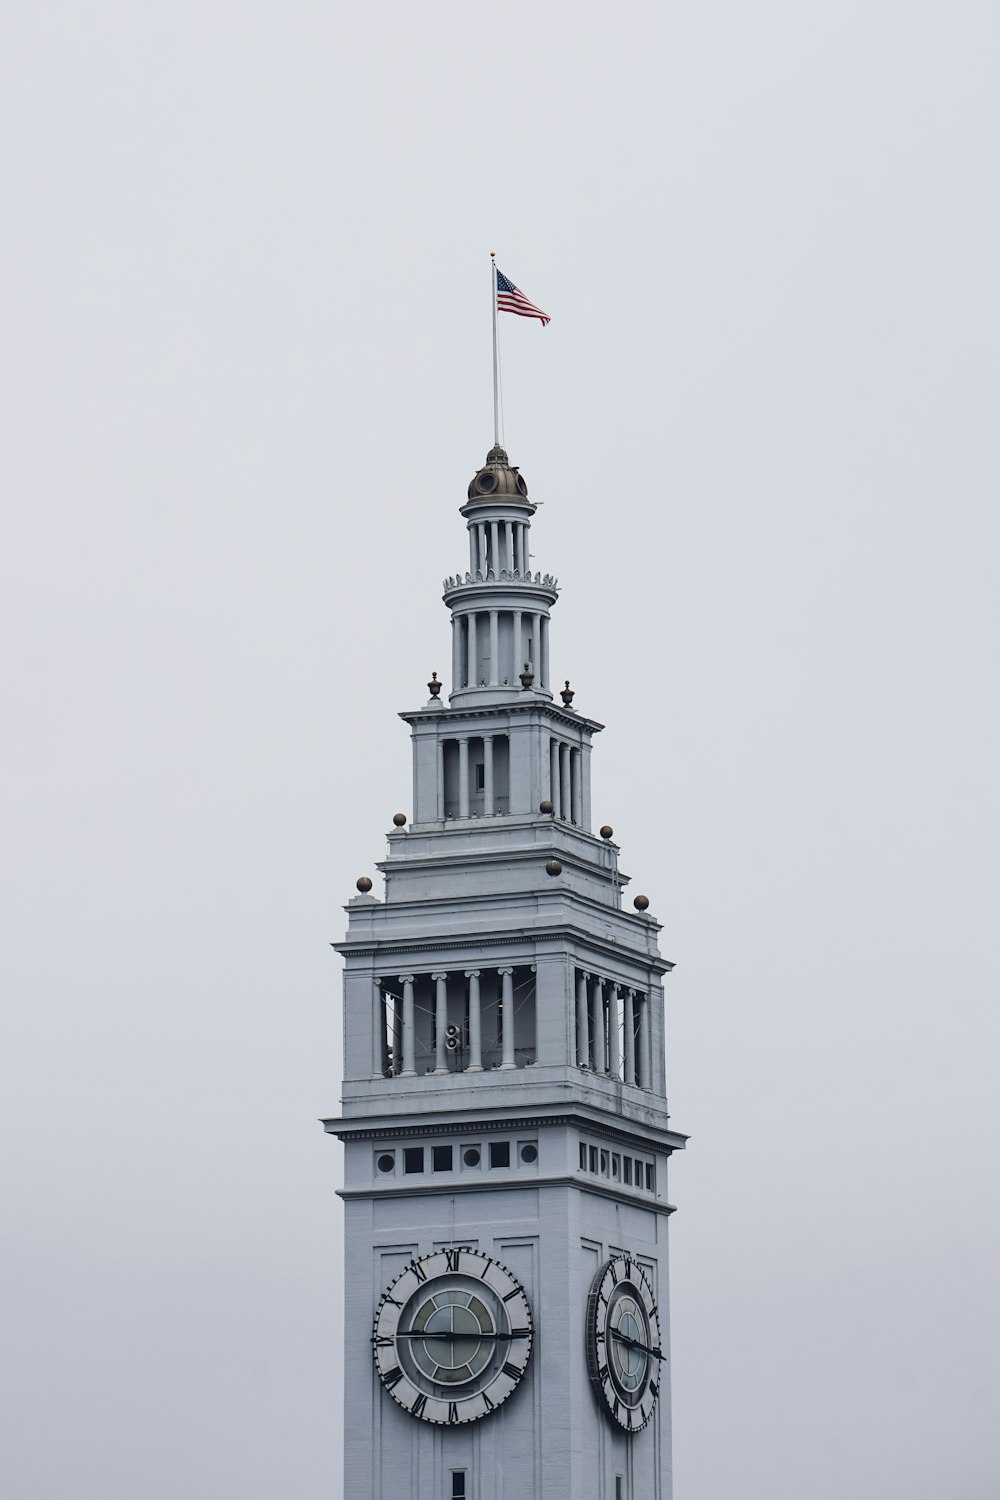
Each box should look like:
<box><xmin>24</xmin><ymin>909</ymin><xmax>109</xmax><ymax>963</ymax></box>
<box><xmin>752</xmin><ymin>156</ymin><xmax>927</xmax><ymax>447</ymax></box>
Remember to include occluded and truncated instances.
<box><xmin>436</xmin><ymin>733</ymin><xmax>509</xmax><ymax>818</ymax></box>
<box><xmin>452</xmin><ymin>608</ymin><xmax>549</xmax><ymax>691</ymax></box>
<box><xmin>548</xmin><ymin>738</ymin><xmax>583</xmax><ymax>823</ymax></box>
<box><xmin>575</xmin><ymin>971</ymin><xmax>652</xmax><ymax>1088</ymax></box>
<box><xmin>468</xmin><ymin>518</ymin><xmax>530</xmax><ymax>580</ymax></box>
<box><xmin>376</xmin><ymin>967</ymin><xmax>520</xmax><ymax>1077</ymax></box>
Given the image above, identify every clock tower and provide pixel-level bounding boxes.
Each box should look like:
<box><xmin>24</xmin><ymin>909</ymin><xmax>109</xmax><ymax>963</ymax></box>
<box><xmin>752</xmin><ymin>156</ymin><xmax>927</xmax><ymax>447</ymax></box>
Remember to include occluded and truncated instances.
<box><xmin>324</xmin><ymin>444</ymin><xmax>686</xmax><ymax>1500</ymax></box>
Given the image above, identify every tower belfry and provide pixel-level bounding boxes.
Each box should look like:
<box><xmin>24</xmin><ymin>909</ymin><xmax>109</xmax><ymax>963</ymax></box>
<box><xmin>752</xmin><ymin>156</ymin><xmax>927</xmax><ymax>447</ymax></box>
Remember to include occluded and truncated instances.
<box><xmin>325</xmin><ymin>445</ymin><xmax>686</xmax><ymax>1500</ymax></box>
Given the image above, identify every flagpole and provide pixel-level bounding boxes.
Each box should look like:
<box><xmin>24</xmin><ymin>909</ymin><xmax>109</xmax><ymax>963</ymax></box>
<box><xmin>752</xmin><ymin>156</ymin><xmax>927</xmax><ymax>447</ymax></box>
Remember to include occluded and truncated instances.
<box><xmin>490</xmin><ymin>251</ymin><xmax>499</xmax><ymax>448</ymax></box>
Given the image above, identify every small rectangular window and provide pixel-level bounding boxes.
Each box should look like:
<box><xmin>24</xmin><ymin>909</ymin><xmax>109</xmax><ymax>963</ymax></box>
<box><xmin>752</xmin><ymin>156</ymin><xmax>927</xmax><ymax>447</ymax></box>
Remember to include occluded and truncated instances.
<box><xmin>452</xmin><ymin>1472</ymin><xmax>467</xmax><ymax>1500</ymax></box>
<box><xmin>646</xmin><ymin>1162</ymin><xmax>655</xmax><ymax>1193</ymax></box>
<box><xmin>489</xmin><ymin>1141</ymin><xmax>510</xmax><ymax>1168</ymax></box>
<box><xmin>475</xmin><ymin>763</ymin><xmax>485</xmax><ymax>790</ymax></box>
<box><xmin>579</xmin><ymin>1142</ymin><xmax>587</xmax><ymax>1171</ymax></box>
<box><xmin>615</xmin><ymin>1478</ymin><xmax>623</xmax><ymax>1500</ymax></box>
<box><xmin>623</xmin><ymin>1157</ymin><xmax>633</xmax><ymax>1185</ymax></box>
<box><xmin>635</xmin><ymin>1157</ymin><xmax>644</xmax><ymax>1185</ymax></box>
<box><xmin>404</xmin><ymin>1147</ymin><xmax>424</xmax><ymax>1174</ymax></box>
<box><xmin>589</xmin><ymin>1145</ymin><xmax>598</xmax><ymax>1173</ymax></box>
<box><xmin>432</xmin><ymin>1144</ymin><xmax>453</xmax><ymax>1172</ymax></box>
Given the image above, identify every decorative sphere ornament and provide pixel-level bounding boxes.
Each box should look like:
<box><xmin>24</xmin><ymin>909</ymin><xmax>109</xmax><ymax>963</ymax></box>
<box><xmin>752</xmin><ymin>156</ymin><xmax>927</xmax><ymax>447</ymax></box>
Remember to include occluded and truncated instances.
<box><xmin>356</xmin><ymin>876</ymin><xmax>373</xmax><ymax>893</ymax></box>
<box><xmin>545</xmin><ymin>859</ymin><xmax>563</xmax><ymax>877</ymax></box>
<box><xmin>633</xmin><ymin>894</ymin><xmax>650</xmax><ymax>911</ymax></box>
<box><xmin>600</xmin><ymin>825</ymin><xmax>614</xmax><ymax>840</ymax></box>
<box><xmin>539</xmin><ymin>799</ymin><xmax>554</xmax><ymax>814</ymax></box>
<box><xmin>392</xmin><ymin>813</ymin><xmax>407</xmax><ymax>827</ymax></box>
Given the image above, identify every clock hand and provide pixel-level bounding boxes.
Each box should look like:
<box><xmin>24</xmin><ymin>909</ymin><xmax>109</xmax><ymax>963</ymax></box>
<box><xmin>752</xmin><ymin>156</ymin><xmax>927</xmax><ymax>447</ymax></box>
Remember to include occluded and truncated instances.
<box><xmin>609</xmin><ymin>1330</ymin><xmax>662</xmax><ymax>1360</ymax></box>
<box><xmin>393</xmin><ymin>1330</ymin><xmax>513</xmax><ymax>1341</ymax></box>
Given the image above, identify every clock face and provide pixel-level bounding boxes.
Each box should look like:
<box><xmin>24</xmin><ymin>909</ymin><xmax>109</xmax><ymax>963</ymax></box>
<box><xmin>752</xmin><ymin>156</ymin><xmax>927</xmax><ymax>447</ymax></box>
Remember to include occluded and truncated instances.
<box><xmin>372</xmin><ymin>1247</ymin><xmax>533</xmax><ymax>1425</ymax></box>
<box><xmin>586</xmin><ymin>1256</ymin><xmax>662</xmax><ymax>1432</ymax></box>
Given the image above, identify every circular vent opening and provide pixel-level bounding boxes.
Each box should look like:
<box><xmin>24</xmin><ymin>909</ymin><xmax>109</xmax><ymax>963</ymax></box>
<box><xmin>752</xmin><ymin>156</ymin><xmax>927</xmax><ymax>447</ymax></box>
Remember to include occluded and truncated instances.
<box><xmin>477</xmin><ymin>471</ymin><xmax>498</xmax><ymax>493</ymax></box>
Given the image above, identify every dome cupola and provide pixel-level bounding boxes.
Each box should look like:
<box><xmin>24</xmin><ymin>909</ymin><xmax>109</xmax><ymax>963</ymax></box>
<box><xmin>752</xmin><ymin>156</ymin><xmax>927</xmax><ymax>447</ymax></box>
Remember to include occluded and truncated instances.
<box><xmin>467</xmin><ymin>445</ymin><xmax>532</xmax><ymax>505</ymax></box>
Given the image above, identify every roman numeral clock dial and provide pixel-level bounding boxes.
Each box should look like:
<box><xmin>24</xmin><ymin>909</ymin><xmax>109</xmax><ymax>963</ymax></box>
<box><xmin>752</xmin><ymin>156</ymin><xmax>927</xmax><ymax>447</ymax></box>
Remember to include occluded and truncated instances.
<box><xmin>372</xmin><ymin>1248</ymin><xmax>533</xmax><ymax>1425</ymax></box>
<box><xmin>586</xmin><ymin>1257</ymin><xmax>663</xmax><ymax>1432</ymax></box>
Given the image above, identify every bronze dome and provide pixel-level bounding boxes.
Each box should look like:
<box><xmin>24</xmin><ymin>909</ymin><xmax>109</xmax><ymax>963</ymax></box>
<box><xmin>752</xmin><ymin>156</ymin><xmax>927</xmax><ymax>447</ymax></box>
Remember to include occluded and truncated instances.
<box><xmin>467</xmin><ymin>445</ymin><xmax>531</xmax><ymax>504</ymax></box>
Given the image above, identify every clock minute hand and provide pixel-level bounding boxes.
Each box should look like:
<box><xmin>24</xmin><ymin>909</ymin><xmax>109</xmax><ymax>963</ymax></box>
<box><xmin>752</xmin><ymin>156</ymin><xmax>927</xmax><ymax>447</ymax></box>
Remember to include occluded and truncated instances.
<box><xmin>394</xmin><ymin>1330</ymin><xmax>511</xmax><ymax>1341</ymax></box>
<box><xmin>609</xmin><ymin>1330</ymin><xmax>663</xmax><ymax>1360</ymax></box>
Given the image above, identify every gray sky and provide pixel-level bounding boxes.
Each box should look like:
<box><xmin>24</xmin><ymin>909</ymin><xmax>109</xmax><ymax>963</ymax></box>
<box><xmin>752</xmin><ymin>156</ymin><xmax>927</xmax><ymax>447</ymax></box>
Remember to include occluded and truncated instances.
<box><xmin>2</xmin><ymin>3</ymin><xmax>998</xmax><ymax>1497</ymax></box>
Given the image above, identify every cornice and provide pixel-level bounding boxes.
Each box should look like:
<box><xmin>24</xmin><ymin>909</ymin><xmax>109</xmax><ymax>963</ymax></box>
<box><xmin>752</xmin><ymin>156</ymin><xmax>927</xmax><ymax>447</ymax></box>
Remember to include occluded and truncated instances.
<box><xmin>333</xmin><ymin>917</ymin><xmax>672</xmax><ymax>974</ymax></box>
<box><xmin>323</xmin><ymin>1108</ymin><xmax>687</xmax><ymax>1155</ymax></box>
<box><xmin>399</xmin><ymin>700</ymin><xmax>605</xmax><ymax>733</ymax></box>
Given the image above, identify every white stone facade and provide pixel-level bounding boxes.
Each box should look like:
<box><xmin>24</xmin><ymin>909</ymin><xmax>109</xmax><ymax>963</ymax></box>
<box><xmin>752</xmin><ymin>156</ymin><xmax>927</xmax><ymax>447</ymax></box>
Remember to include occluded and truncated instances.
<box><xmin>325</xmin><ymin>447</ymin><xmax>685</xmax><ymax>1500</ymax></box>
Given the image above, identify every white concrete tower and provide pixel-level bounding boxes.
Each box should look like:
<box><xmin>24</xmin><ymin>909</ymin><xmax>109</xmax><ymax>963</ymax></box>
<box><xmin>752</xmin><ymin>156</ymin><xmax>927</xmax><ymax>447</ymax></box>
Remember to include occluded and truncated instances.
<box><xmin>325</xmin><ymin>444</ymin><xmax>686</xmax><ymax>1500</ymax></box>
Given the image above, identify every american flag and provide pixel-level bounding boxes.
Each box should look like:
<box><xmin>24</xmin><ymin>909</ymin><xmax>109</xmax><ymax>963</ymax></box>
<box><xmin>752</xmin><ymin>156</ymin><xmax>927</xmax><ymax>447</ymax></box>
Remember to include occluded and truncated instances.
<box><xmin>496</xmin><ymin>267</ymin><xmax>551</xmax><ymax>326</ymax></box>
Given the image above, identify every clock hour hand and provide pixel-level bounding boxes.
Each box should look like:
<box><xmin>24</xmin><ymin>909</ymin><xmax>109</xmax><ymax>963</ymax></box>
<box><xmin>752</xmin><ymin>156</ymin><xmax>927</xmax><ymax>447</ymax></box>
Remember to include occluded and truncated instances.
<box><xmin>609</xmin><ymin>1330</ymin><xmax>662</xmax><ymax>1360</ymax></box>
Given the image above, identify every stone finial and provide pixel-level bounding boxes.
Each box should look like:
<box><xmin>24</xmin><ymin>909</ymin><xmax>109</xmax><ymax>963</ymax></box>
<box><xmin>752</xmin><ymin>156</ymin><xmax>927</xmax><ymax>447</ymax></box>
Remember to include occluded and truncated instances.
<box><xmin>545</xmin><ymin>859</ymin><xmax>563</xmax><ymax>877</ymax></box>
<box><xmin>519</xmin><ymin>663</ymin><xmax>535</xmax><ymax>690</ymax></box>
<box><xmin>427</xmin><ymin>671</ymin><xmax>442</xmax><ymax>698</ymax></box>
<box><xmin>356</xmin><ymin>876</ymin><xmax>373</xmax><ymax>893</ymax></box>
<box><xmin>600</xmin><ymin>825</ymin><xmax>614</xmax><ymax>840</ymax></box>
<box><xmin>392</xmin><ymin>813</ymin><xmax>407</xmax><ymax>827</ymax></box>
<box><xmin>633</xmin><ymin>894</ymin><xmax>650</xmax><ymax>911</ymax></box>
<box><xmin>560</xmin><ymin>680</ymin><xmax>575</xmax><ymax>708</ymax></box>
<box><xmin>539</xmin><ymin>799</ymin><xmax>554</xmax><ymax>814</ymax></box>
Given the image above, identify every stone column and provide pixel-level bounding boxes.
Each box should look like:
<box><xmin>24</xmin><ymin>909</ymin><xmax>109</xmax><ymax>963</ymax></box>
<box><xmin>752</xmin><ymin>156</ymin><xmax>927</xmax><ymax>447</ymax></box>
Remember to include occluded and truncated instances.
<box><xmin>624</xmin><ymin>989</ymin><xmax>636</xmax><ymax>1085</ymax></box>
<box><xmin>399</xmin><ymin>975</ymin><xmax>415</xmax><ymax>1076</ymax></box>
<box><xmin>504</xmin><ymin>520</ymin><xmax>514</xmax><ymax>573</ymax></box>
<box><xmin>372</xmin><ymin>977</ymin><xmax>384</xmax><ymax>1076</ymax></box>
<box><xmin>483</xmin><ymin>734</ymin><xmax>494</xmax><ymax>814</ymax></box>
<box><xmin>499</xmin><ymin>968</ymin><xmax>515</xmax><ymax>1069</ymax></box>
<box><xmin>560</xmin><ymin>743</ymin><xmax>571</xmax><ymax>820</ymax></box>
<box><xmin>638</xmin><ymin>992</ymin><xmax>652</xmax><ymax>1089</ymax></box>
<box><xmin>489</xmin><ymin>610</ymin><xmax>499</xmax><ymax>686</ymax></box>
<box><xmin>530</xmin><ymin>613</ymin><xmax>540</xmax><ymax>677</ymax></box>
<box><xmin>458</xmin><ymin>737</ymin><xmax>470</xmax><ymax>818</ymax></box>
<box><xmin>593</xmin><ymin>977</ymin><xmax>607</xmax><ymax>1074</ymax></box>
<box><xmin>467</xmin><ymin>612</ymin><xmax>478</xmax><ymax>685</ymax></box>
<box><xmin>540</xmin><ymin>615</ymin><xmax>549</xmax><ymax>690</ymax></box>
<box><xmin>608</xmin><ymin>984</ymin><xmax>621</xmax><ymax>1080</ymax></box>
<box><xmin>577</xmin><ymin>970</ymin><xmax>590</xmax><ymax>1068</ymax></box>
<box><xmin>490</xmin><ymin>520</ymin><xmax>500</xmax><ymax>575</ymax></box>
<box><xmin>478</xmin><ymin>524</ymin><xmax>487</xmax><ymax>576</ymax></box>
<box><xmin>436</xmin><ymin>740</ymin><xmax>445</xmax><ymax>819</ymax></box>
<box><xmin>432</xmin><ymin>972</ymin><xmax>449</xmax><ymax>1073</ymax></box>
<box><xmin>465</xmin><ymin>970</ymin><xmax>482</xmax><ymax>1071</ymax></box>
<box><xmin>468</xmin><ymin>526</ymin><xmax>476</xmax><ymax>576</ymax></box>
<box><xmin>512</xmin><ymin>609</ymin><xmax>522</xmax><ymax>675</ymax></box>
<box><xmin>571</xmin><ymin>749</ymin><xmax>583</xmax><ymax>826</ymax></box>
<box><xmin>451</xmin><ymin>617</ymin><xmax>461</xmax><ymax>696</ymax></box>
<box><xmin>550</xmin><ymin>739</ymin><xmax>561</xmax><ymax>815</ymax></box>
